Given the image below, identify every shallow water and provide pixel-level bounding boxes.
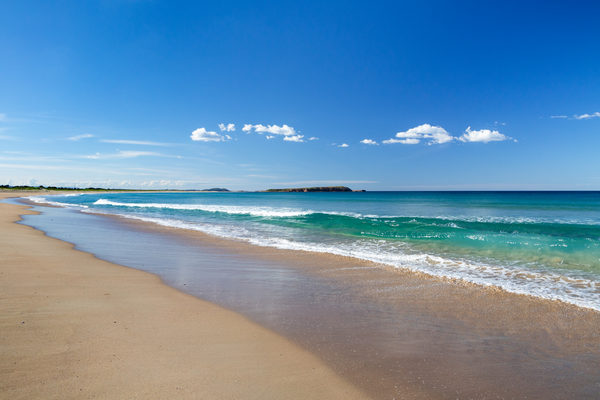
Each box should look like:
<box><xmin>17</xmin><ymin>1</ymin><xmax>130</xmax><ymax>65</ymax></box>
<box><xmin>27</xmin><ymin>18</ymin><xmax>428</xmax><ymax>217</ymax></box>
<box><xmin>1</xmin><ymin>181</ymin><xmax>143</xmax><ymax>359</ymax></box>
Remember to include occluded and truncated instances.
<box><xmin>27</xmin><ymin>191</ymin><xmax>600</xmax><ymax>310</ymax></box>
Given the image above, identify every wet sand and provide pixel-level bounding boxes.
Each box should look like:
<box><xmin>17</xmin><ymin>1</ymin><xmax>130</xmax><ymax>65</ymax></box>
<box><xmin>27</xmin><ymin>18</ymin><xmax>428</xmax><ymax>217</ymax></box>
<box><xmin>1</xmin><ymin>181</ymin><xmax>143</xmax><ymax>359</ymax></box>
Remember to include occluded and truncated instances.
<box><xmin>111</xmin><ymin>211</ymin><xmax>600</xmax><ymax>399</ymax></box>
<box><xmin>6</xmin><ymin>192</ymin><xmax>600</xmax><ymax>399</ymax></box>
<box><xmin>0</xmin><ymin>192</ymin><xmax>370</xmax><ymax>399</ymax></box>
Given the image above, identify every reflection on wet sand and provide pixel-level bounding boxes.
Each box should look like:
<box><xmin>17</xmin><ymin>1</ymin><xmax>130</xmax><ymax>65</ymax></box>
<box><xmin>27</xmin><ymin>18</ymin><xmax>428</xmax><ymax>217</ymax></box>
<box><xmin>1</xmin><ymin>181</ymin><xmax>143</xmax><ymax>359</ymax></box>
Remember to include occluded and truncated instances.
<box><xmin>18</xmin><ymin>200</ymin><xmax>600</xmax><ymax>399</ymax></box>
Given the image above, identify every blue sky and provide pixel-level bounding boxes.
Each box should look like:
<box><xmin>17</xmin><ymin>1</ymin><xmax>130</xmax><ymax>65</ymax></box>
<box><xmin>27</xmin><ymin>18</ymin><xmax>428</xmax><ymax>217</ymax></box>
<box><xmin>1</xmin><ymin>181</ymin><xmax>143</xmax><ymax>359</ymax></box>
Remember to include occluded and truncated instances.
<box><xmin>1</xmin><ymin>0</ymin><xmax>599</xmax><ymax>190</ymax></box>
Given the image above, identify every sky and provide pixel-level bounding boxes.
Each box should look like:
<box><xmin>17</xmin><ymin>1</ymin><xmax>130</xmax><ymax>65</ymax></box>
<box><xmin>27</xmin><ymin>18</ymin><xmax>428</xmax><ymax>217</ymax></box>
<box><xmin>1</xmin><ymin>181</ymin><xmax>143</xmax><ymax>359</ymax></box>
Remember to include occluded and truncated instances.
<box><xmin>1</xmin><ymin>0</ymin><xmax>599</xmax><ymax>191</ymax></box>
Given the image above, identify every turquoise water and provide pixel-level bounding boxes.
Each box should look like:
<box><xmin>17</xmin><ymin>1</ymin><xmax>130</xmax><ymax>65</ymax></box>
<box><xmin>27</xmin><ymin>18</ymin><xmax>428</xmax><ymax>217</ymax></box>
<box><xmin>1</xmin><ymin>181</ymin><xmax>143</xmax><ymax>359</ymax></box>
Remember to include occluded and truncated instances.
<box><xmin>29</xmin><ymin>191</ymin><xmax>600</xmax><ymax>310</ymax></box>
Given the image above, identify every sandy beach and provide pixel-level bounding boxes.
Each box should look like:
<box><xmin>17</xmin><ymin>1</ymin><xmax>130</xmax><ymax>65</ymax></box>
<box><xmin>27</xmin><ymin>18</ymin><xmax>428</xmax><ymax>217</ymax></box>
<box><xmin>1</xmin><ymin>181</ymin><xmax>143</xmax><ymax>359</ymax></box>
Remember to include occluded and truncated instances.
<box><xmin>3</xmin><ymin>191</ymin><xmax>600</xmax><ymax>399</ymax></box>
<box><xmin>0</xmin><ymin>192</ymin><xmax>370</xmax><ymax>399</ymax></box>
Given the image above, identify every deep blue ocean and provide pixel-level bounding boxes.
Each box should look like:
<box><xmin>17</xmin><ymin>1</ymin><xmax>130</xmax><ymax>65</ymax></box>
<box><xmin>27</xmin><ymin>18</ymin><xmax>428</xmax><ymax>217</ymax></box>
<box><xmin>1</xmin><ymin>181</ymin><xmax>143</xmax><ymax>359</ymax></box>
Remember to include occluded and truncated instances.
<box><xmin>29</xmin><ymin>191</ymin><xmax>600</xmax><ymax>311</ymax></box>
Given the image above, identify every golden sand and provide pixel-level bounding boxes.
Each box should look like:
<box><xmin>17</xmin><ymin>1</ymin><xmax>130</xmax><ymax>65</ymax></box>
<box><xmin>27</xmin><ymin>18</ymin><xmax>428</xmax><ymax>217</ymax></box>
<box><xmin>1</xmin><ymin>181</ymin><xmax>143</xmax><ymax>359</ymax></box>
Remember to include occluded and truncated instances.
<box><xmin>0</xmin><ymin>192</ymin><xmax>370</xmax><ymax>400</ymax></box>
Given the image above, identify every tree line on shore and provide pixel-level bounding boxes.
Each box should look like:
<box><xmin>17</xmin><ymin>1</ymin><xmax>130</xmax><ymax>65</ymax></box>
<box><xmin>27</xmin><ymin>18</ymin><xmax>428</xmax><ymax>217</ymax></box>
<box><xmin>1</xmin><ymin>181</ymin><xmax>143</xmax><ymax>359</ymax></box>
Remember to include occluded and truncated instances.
<box><xmin>1</xmin><ymin>185</ymin><xmax>120</xmax><ymax>191</ymax></box>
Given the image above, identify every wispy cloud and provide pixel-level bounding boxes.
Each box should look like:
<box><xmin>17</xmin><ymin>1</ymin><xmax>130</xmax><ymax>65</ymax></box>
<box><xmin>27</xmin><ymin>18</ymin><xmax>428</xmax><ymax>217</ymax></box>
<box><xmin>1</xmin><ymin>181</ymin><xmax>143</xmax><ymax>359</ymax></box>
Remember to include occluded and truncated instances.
<box><xmin>100</xmin><ymin>139</ymin><xmax>176</xmax><ymax>146</ymax></box>
<box><xmin>46</xmin><ymin>179</ymin><xmax>211</xmax><ymax>189</ymax></box>
<box><xmin>360</xmin><ymin>139</ymin><xmax>378</xmax><ymax>145</ymax></box>
<box><xmin>0</xmin><ymin>163</ymin><xmax>66</xmax><ymax>170</ymax></box>
<box><xmin>338</xmin><ymin>143</ymin><xmax>349</xmax><ymax>147</ymax></box>
<box><xmin>218</xmin><ymin>123</ymin><xmax>236</xmax><ymax>132</ymax></box>
<box><xmin>383</xmin><ymin>138</ymin><xmax>419</xmax><ymax>144</ymax></box>
<box><xmin>85</xmin><ymin>151</ymin><xmax>174</xmax><ymax>159</ymax></box>
<box><xmin>0</xmin><ymin>155</ymin><xmax>71</xmax><ymax>162</ymax></box>
<box><xmin>266</xmin><ymin>135</ymin><xmax>275</xmax><ymax>139</ymax></box>
<box><xmin>574</xmin><ymin>112</ymin><xmax>600</xmax><ymax>120</ymax></box>
<box><xmin>550</xmin><ymin>112</ymin><xmax>600</xmax><ymax>120</ymax></box>
<box><xmin>391</xmin><ymin>183</ymin><xmax>599</xmax><ymax>190</ymax></box>
<box><xmin>458</xmin><ymin>127</ymin><xmax>514</xmax><ymax>143</ymax></box>
<box><xmin>0</xmin><ymin>113</ymin><xmax>7</xmax><ymax>122</ymax></box>
<box><xmin>67</xmin><ymin>133</ymin><xmax>94</xmax><ymax>141</ymax></box>
<box><xmin>246</xmin><ymin>174</ymin><xmax>278</xmax><ymax>179</ymax></box>
<box><xmin>308</xmin><ymin>137</ymin><xmax>319</xmax><ymax>140</ymax></box>
<box><xmin>191</xmin><ymin>128</ymin><xmax>227</xmax><ymax>142</ymax></box>
<box><xmin>0</xmin><ymin>132</ymin><xmax>19</xmax><ymax>141</ymax></box>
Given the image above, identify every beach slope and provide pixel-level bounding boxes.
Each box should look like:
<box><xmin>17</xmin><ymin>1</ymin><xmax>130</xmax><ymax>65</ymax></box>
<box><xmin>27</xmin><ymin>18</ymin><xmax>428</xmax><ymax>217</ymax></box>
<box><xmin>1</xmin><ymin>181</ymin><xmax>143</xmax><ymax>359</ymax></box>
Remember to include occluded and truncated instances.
<box><xmin>0</xmin><ymin>193</ymin><xmax>369</xmax><ymax>400</ymax></box>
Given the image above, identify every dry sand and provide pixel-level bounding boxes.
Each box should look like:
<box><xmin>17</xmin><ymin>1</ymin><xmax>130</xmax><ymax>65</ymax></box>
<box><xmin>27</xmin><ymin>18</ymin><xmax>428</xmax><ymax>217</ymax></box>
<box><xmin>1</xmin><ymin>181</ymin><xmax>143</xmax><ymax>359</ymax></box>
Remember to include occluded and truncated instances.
<box><xmin>0</xmin><ymin>192</ymin><xmax>371</xmax><ymax>400</ymax></box>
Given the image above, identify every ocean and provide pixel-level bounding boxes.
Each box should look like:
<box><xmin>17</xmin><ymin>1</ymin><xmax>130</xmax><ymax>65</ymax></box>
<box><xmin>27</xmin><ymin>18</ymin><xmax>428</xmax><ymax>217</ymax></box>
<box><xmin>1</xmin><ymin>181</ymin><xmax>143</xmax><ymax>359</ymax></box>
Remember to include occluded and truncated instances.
<box><xmin>29</xmin><ymin>191</ymin><xmax>600</xmax><ymax>311</ymax></box>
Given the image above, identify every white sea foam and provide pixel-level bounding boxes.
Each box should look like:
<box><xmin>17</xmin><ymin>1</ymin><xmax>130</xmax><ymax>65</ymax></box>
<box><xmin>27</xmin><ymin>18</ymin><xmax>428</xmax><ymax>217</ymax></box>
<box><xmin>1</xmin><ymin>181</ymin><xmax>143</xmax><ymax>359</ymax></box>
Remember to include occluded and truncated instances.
<box><xmin>88</xmin><ymin>210</ymin><xmax>600</xmax><ymax>312</ymax></box>
<box><xmin>26</xmin><ymin>195</ymin><xmax>600</xmax><ymax>310</ymax></box>
<box><xmin>91</xmin><ymin>199</ymin><xmax>600</xmax><ymax>226</ymax></box>
<box><xmin>93</xmin><ymin>199</ymin><xmax>314</xmax><ymax>217</ymax></box>
<box><xmin>27</xmin><ymin>195</ymin><xmax>89</xmax><ymax>209</ymax></box>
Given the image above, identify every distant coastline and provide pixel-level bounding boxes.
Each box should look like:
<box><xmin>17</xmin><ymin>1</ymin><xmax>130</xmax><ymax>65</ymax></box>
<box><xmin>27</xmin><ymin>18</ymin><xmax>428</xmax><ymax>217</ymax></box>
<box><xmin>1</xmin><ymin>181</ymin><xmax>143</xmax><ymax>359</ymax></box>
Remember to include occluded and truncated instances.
<box><xmin>0</xmin><ymin>185</ymin><xmax>231</xmax><ymax>193</ymax></box>
<box><xmin>0</xmin><ymin>185</ymin><xmax>367</xmax><ymax>193</ymax></box>
<box><xmin>264</xmin><ymin>186</ymin><xmax>365</xmax><ymax>193</ymax></box>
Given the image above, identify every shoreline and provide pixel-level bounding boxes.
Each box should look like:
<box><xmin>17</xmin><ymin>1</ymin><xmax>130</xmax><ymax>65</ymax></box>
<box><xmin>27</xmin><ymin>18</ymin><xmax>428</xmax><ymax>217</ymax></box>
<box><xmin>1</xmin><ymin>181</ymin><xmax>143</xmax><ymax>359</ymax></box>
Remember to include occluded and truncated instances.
<box><xmin>23</xmin><ymin>190</ymin><xmax>600</xmax><ymax>313</ymax></box>
<box><xmin>12</xmin><ymin>192</ymin><xmax>600</xmax><ymax>399</ymax></box>
<box><xmin>0</xmin><ymin>192</ymin><xmax>370</xmax><ymax>399</ymax></box>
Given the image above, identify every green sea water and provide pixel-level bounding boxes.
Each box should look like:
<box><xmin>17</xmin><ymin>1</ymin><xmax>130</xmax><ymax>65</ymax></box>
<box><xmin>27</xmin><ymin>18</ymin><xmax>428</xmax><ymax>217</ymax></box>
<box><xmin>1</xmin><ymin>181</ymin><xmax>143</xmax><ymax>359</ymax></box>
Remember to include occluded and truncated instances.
<box><xmin>30</xmin><ymin>191</ymin><xmax>600</xmax><ymax>310</ymax></box>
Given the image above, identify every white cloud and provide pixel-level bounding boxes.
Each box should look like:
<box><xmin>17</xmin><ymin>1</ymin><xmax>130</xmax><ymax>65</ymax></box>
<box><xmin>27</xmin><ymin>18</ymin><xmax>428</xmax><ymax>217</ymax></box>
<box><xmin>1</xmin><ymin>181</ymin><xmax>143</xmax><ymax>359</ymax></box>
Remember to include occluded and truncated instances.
<box><xmin>551</xmin><ymin>115</ymin><xmax>568</xmax><ymax>119</ymax></box>
<box><xmin>100</xmin><ymin>139</ymin><xmax>174</xmax><ymax>146</ymax></box>
<box><xmin>266</xmin><ymin>135</ymin><xmax>275</xmax><ymax>139</ymax></box>
<box><xmin>0</xmin><ymin>113</ymin><xmax>7</xmax><ymax>122</ymax></box>
<box><xmin>383</xmin><ymin>138</ymin><xmax>420</xmax><ymax>144</ymax></box>
<box><xmin>360</xmin><ymin>139</ymin><xmax>378</xmax><ymax>145</ymax></box>
<box><xmin>574</xmin><ymin>112</ymin><xmax>600</xmax><ymax>120</ymax></box>
<box><xmin>67</xmin><ymin>134</ymin><xmax>93</xmax><ymax>141</ymax></box>
<box><xmin>27</xmin><ymin>178</ymin><xmax>38</xmax><ymax>186</ymax></box>
<box><xmin>384</xmin><ymin>124</ymin><xmax>454</xmax><ymax>145</ymax></box>
<box><xmin>383</xmin><ymin>123</ymin><xmax>514</xmax><ymax>145</ymax></box>
<box><xmin>309</xmin><ymin>137</ymin><xmax>319</xmax><ymax>140</ymax></box>
<box><xmin>338</xmin><ymin>143</ymin><xmax>349</xmax><ymax>147</ymax></box>
<box><xmin>458</xmin><ymin>127</ymin><xmax>513</xmax><ymax>143</ymax></box>
<box><xmin>283</xmin><ymin>135</ymin><xmax>305</xmax><ymax>142</ymax></box>
<box><xmin>410</xmin><ymin>124</ymin><xmax>454</xmax><ymax>144</ymax></box>
<box><xmin>191</xmin><ymin>128</ymin><xmax>226</xmax><ymax>142</ymax></box>
<box><xmin>218</xmin><ymin>123</ymin><xmax>236</xmax><ymax>131</ymax></box>
<box><xmin>266</xmin><ymin>125</ymin><xmax>297</xmax><ymax>135</ymax></box>
<box><xmin>244</xmin><ymin>124</ymin><xmax>297</xmax><ymax>136</ymax></box>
